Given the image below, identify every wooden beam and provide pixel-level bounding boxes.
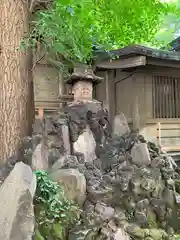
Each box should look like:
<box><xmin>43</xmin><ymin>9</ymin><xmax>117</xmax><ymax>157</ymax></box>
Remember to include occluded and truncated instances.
<box><xmin>147</xmin><ymin>58</ymin><xmax>180</xmax><ymax>69</ymax></box>
<box><xmin>96</xmin><ymin>56</ymin><xmax>146</xmax><ymax>69</ymax></box>
<box><xmin>38</xmin><ymin>108</ymin><xmax>44</xmax><ymax>120</ymax></box>
<box><xmin>157</xmin><ymin>122</ymin><xmax>162</xmax><ymax>147</ymax></box>
<box><xmin>161</xmin><ymin>146</ymin><xmax>180</xmax><ymax>152</ymax></box>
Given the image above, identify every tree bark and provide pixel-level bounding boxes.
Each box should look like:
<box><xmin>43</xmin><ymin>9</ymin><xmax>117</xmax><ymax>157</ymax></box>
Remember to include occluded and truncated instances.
<box><xmin>0</xmin><ymin>0</ymin><xmax>34</xmax><ymax>162</ymax></box>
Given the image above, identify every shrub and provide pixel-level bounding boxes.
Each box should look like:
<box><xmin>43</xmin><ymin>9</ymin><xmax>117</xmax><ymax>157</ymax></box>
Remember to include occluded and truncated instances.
<box><xmin>34</xmin><ymin>170</ymin><xmax>80</xmax><ymax>239</ymax></box>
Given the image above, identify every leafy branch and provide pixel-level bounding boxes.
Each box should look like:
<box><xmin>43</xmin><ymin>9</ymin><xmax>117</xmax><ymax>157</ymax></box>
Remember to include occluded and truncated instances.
<box><xmin>29</xmin><ymin>0</ymin><xmax>178</xmax><ymax>66</ymax></box>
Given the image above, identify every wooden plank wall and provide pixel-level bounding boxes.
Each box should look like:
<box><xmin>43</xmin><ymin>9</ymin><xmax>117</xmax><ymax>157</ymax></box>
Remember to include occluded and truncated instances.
<box><xmin>115</xmin><ymin>70</ymin><xmax>133</xmax><ymax>121</ymax></box>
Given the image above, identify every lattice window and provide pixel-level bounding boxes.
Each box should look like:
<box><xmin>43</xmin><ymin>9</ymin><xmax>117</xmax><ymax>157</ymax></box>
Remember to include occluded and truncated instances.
<box><xmin>152</xmin><ymin>75</ymin><xmax>180</xmax><ymax>118</ymax></box>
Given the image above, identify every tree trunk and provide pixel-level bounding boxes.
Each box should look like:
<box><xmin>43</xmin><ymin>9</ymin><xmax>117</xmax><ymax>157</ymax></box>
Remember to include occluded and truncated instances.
<box><xmin>0</xmin><ymin>0</ymin><xmax>34</xmax><ymax>162</ymax></box>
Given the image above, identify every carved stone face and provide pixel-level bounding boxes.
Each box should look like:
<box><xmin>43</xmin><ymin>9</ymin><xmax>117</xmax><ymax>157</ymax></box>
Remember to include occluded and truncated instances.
<box><xmin>72</xmin><ymin>80</ymin><xmax>93</xmax><ymax>101</ymax></box>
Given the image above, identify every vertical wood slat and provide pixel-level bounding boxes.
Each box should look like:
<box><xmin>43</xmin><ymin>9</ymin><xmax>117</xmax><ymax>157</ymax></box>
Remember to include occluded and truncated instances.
<box><xmin>162</xmin><ymin>76</ymin><xmax>165</xmax><ymax>118</ymax></box>
<box><xmin>152</xmin><ymin>76</ymin><xmax>155</xmax><ymax>118</ymax></box>
<box><xmin>164</xmin><ymin>76</ymin><xmax>167</xmax><ymax>118</ymax></box>
<box><xmin>175</xmin><ymin>79</ymin><xmax>178</xmax><ymax>118</ymax></box>
<box><xmin>167</xmin><ymin>76</ymin><xmax>171</xmax><ymax>118</ymax></box>
<box><xmin>177</xmin><ymin>80</ymin><xmax>180</xmax><ymax>117</ymax></box>
<box><xmin>157</xmin><ymin>122</ymin><xmax>161</xmax><ymax>147</ymax></box>
<box><xmin>172</xmin><ymin>77</ymin><xmax>175</xmax><ymax>118</ymax></box>
<box><xmin>152</xmin><ymin>75</ymin><xmax>180</xmax><ymax>119</ymax></box>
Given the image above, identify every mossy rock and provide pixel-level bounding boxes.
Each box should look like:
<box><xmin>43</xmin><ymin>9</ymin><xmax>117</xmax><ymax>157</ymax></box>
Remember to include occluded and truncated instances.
<box><xmin>147</xmin><ymin>208</ymin><xmax>157</xmax><ymax>228</ymax></box>
<box><xmin>174</xmin><ymin>234</ymin><xmax>180</xmax><ymax>240</ymax></box>
<box><xmin>34</xmin><ymin>229</ymin><xmax>45</xmax><ymax>240</ymax></box>
<box><xmin>126</xmin><ymin>225</ymin><xmax>146</xmax><ymax>239</ymax></box>
<box><xmin>36</xmin><ymin>223</ymin><xmax>67</xmax><ymax>240</ymax></box>
<box><xmin>148</xmin><ymin>229</ymin><xmax>165</xmax><ymax>240</ymax></box>
<box><xmin>51</xmin><ymin>223</ymin><xmax>67</xmax><ymax>239</ymax></box>
<box><xmin>175</xmin><ymin>180</ymin><xmax>180</xmax><ymax>194</ymax></box>
<box><xmin>38</xmin><ymin>224</ymin><xmax>54</xmax><ymax>240</ymax></box>
<box><xmin>68</xmin><ymin>227</ymin><xmax>93</xmax><ymax>240</ymax></box>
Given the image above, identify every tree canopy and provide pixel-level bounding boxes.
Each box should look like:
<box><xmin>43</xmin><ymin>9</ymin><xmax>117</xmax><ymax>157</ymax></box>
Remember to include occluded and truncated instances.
<box><xmin>30</xmin><ymin>0</ymin><xmax>178</xmax><ymax>65</ymax></box>
<box><xmin>155</xmin><ymin>0</ymin><xmax>180</xmax><ymax>47</ymax></box>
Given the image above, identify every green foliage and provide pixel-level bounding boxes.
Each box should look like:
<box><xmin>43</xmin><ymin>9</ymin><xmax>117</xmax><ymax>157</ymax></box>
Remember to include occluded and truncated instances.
<box><xmin>34</xmin><ymin>170</ymin><xmax>80</xmax><ymax>239</ymax></box>
<box><xmin>30</xmin><ymin>0</ymin><xmax>177</xmax><ymax>65</ymax></box>
<box><xmin>155</xmin><ymin>0</ymin><xmax>180</xmax><ymax>48</ymax></box>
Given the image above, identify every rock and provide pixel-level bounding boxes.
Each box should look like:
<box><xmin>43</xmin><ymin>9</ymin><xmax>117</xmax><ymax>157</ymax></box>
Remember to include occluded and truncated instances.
<box><xmin>113</xmin><ymin>228</ymin><xmax>130</xmax><ymax>240</ymax></box>
<box><xmin>31</xmin><ymin>142</ymin><xmax>49</xmax><ymax>171</ymax></box>
<box><xmin>51</xmin><ymin>155</ymin><xmax>79</xmax><ymax>170</ymax></box>
<box><xmin>0</xmin><ymin>155</ymin><xmax>20</xmax><ymax>183</ymax></box>
<box><xmin>162</xmin><ymin>188</ymin><xmax>175</xmax><ymax>208</ymax></box>
<box><xmin>175</xmin><ymin>192</ymin><xmax>180</xmax><ymax>204</ymax></box>
<box><xmin>150</xmin><ymin>199</ymin><xmax>166</xmax><ymax>221</ymax></box>
<box><xmin>151</xmin><ymin>157</ymin><xmax>164</xmax><ymax>168</ymax></box>
<box><xmin>134</xmin><ymin>210</ymin><xmax>148</xmax><ymax>227</ymax></box>
<box><xmin>114</xmin><ymin>210</ymin><xmax>126</xmax><ymax>226</ymax></box>
<box><xmin>48</xmin><ymin>148</ymin><xmax>62</xmax><ymax>166</ymax></box>
<box><xmin>68</xmin><ymin>227</ymin><xmax>92</xmax><ymax>240</ymax></box>
<box><xmin>175</xmin><ymin>179</ymin><xmax>180</xmax><ymax>194</ymax></box>
<box><xmin>126</xmin><ymin>225</ymin><xmax>146</xmax><ymax>239</ymax></box>
<box><xmin>131</xmin><ymin>143</ymin><xmax>151</xmax><ymax>167</ymax></box>
<box><xmin>73</xmin><ymin>127</ymin><xmax>96</xmax><ymax>163</ymax></box>
<box><xmin>95</xmin><ymin>202</ymin><xmax>115</xmax><ymax>221</ymax></box>
<box><xmin>147</xmin><ymin>208</ymin><xmax>157</xmax><ymax>228</ymax></box>
<box><xmin>113</xmin><ymin>113</ymin><xmax>130</xmax><ymax>137</ymax></box>
<box><xmin>0</xmin><ymin>162</ymin><xmax>36</xmax><ymax>240</ymax></box>
<box><xmin>148</xmin><ymin>228</ymin><xmax>167</xmax><ymax>240</ymax></box>
<box><xmin>49</xmin><ymin>168</ymin><xmax>86</xmax><ymax>206</ymax></box>
<box><xmin>61</xmin><ymin>121</ymin><xmax>71</xmax><ymax>154</ymax></box>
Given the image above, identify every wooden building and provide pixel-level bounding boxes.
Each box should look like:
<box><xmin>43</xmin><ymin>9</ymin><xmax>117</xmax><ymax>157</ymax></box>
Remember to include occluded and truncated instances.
<box><xmin>33</xmin><ymin>44</ymin><xmax>180</xmax><ymax>152</ymax></box>
<box><xmin>95</xmin><ymin>44</ymin><xmax>180</xmax><ymax>152</ymax></box>
<box><xmin>33</xmin><ymin>51</ymin><xmax>73</xmax><ymax>117</ymax></box>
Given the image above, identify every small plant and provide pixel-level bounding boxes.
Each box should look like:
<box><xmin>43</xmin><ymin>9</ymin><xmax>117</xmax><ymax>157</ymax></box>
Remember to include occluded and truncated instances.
<box><xmin>34</xmin><ymin>170</ymin><xmax>80</xmax><ymax>239</ymax></box>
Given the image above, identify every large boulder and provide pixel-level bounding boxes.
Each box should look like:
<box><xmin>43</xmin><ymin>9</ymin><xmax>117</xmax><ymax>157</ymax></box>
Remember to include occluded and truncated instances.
<box><xmin>49</xmin><ymin>168</ymin><xmax>86</xmax><ymax>207</ymax></box>
<box><xmin>0</xmin><ymin>162</ymin><xmax>36</xmax><ymax>240</ymax></box>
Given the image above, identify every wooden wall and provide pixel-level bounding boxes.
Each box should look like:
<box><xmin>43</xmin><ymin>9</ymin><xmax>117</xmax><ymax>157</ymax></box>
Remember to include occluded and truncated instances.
<box><xmin>96</xmin><ymin>67</ymin><xmax>180</xmax><ymax>150</ymax></box>
<box><xmin>115</xmin><ymin>70</ymin><xmax>133</xmax><ymax>121</ymax></box>
<box><xmin>33</xmin><ymin>63</ymin><xmax>61</xmax><ymax>110</ymax></box>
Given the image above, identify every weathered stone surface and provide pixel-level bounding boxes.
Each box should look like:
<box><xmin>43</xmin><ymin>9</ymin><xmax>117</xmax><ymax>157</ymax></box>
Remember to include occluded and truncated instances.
<box><xmin>131</xmin><ymin>142</ymin><xmax>151</xmax><ymax>167</ymax></box>
<box><xmin>61</xmin><ymin>123</ymin><xmax>71</xmax><ymax>154</ymax></box>
<box><xmin>49</xmin><ymin>168</ymin><xmax>86</xmax><ymax>206</ymax></box>
<box><xmin>31</xmin><ymin>142</ymin><xmax>49</xmax><ymax>171</ymax></box>
<box><xmin>68</xmin><ymin>227</ymin><xmax>91</xmax><ymax>240</ymax></box>
<box><xmin>95</xmin><ymin>202</ymin><xmax>114</xmax><ymax>221</ymax></box>
<box><xmin>30</xmin><ymin>104</ymin><xmax>180</xmax><ymax>239</ymax></box>
<box><xmin>52</xmin><ymin>155</ymin><xmax>79</xmax><ymax>170</ymax></box>
<box><xmin>113</xmin><ymin>113</ymin><xmax>130</xmax><ymax>137</ymax></box>
<box><xmin>0</xmin><ymin>162</ymin><xmax>36</xmax><ymax>240</ymax></box>
<box><xmin>0</xmin><ymin>155</ymin><xmax>21</xmax><ymax>183</ymax></box>
<box><xmin>113</xmin><ymin>228</ymin><xmax>130</xmax><ymax>240</ymax></box>
<box><xmin>73</xmin><ymin>127</ymin><xmax>96</xmax><ymax>163</ymax></box>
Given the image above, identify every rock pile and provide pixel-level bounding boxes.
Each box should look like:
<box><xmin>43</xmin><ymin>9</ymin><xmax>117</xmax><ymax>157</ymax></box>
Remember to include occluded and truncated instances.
<box><xmin>2</xmin><ymin>101</ymin><xmax>180</xmax><ymax>240</ymax></box>
<box><xmin>23</xmin><ymin>102</ymin><xmax>180</xmax><ymax>240</ymax></box>
<box><xmin>48</xmin><ymin>134</ymin><xmax>180</xmax><ymax>240</ymax></box>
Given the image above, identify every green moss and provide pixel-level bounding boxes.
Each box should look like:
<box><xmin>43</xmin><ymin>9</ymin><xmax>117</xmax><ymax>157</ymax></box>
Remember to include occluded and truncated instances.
<box><xmin>147</xmin><ymin>209</ymin><xmax>158</xmax><ymax>228</ymax></box>
<box><xmin>34</xmin><ymin>170</ymin><xmax>80</xmax><ymax>240</ymax></box>
<box><xmin>175</xmin><ymin>234</ymin><xmax>180</xmax><ymax>240</ymax></box>
<box><xmin>34</xmin><ymin>229</ymin><xmax>45</xmax><ymax>240</ymax></box>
